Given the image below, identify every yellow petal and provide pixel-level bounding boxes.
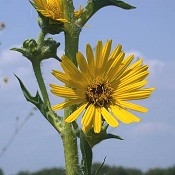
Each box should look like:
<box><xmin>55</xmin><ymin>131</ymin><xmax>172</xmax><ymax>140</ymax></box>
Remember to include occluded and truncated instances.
<box><xmin>117</xmin><ymin>101</ymin><xmax>148</xmax><ymax>112</ymax></box>
<box><xmin>65</xmin><ymin>103</ymin><xmax>88</xmax><ymax>123</ymax></box>
<box><xmin>117</xmin><ymin>71</ymin><xmax>149</xmax><ymax>88</ymax></box>
<box><xmin>110</xmin><ymin>54</ymin><xmax>134</xmax><ymax>82</ymax></box>
<box><xmin>76</xmin><ymin>52</ymin><xmax>89</xmax><ymax>74</ymax></box>
<box><xmin>52</xmin><ymin>99</ymin><xmax>84</xmax><ymax>110</ymax></box>
<box><xmin>52</xmin><ymin>70</ymin><xmax>69</xmax><ymax>84</ymax></box>
<box><xmin>33</xmin><ymin>0</ymin><xmax>47</xmax><ymax>9</ymax></box>
<box><xmin>52</xmin><ymin>70</ymin><xmax>84</xmax><ymax>89</ymax></box>
<box><xmin>86</xmin><ymin>44</ymin><xmax>95</xmax><ymax>68</ymax></box>
<box><xmin>52</xmin><ymin>70</ymin><xmax>83</xmax><ymax>89</ymax></box>
<box><xmin>117</xmin><ymin>88</ymin><xmax>155</xmax><ymax>100</ymax></box>
<box><xmin>105</xmin><ymin>52</ymin><xmax>125</xmax><ymax>78</ymax></box>
<box><xmin>101</xmin><ymin>40</ymin><xmax>112</xmax><ymax>66</ymax></box>
<box><xmin>33</xmin><ymin>0</ymin><xmax>68</xmax><ymax>23</ymax></box>
<box><xmin>110</xmin><ymin>105</ymin><xmax>141</xmax><ymax>123</ymax></box>
<box><xmin>93</xmin><ymin>108</ymin><xmax>102</xmax><ymax>133</ymax></box>
<box><xmin>86</xmin><ymin>44</ymin><xmax>95</xmax><ymax>77</ymax></box>
<box><xmin>61</xmin><ymin>55</ymin><xmax>83</xmax><ymax>81</ymax></box>
<box><xmin>50</xmin><ymin>84</ymin><xmax>83</xmax><ymax>98</ymax></box>
<box><xmin>81</xmin><ymin>104</ymin><xmax>95</xmax><ymax>126</ymax></box>
<box><xmin>113</xmin><ymin>80</ymin><xmax>148</xmax><ymax>94</ymax></box>
<box><xmin>122</xmin><ymin>58</ymin><xmax>143</xmax><ymax>76</ymax></box>
<box><xmin>123</xmin><ymin>65</ymin><xmax>149</xmax><ymax>81</ymax></box>
<box><xmin>95</xmin><ymin>40</ymin><xmax>103</xmax><ymax>69</ymax></box>
<box><xmin>109</xmin><ymin>44</ymin><xmax>122</xmax><ymax>60</ymax></box>
<box><xmin>110</xmin><ymin>105</ymin><xmax>133</xmax><ymax>124</ymax></box>
<box><xmin>113</xmin><ymin>63</ymin><xmax>148</xmax><ymax>86</ymax></box>
<box><xmin>76</xmin><ymin>52</ymin><xmax>91</xmax><ymax>81</ymax></box>
<box><xmin>101</xmin><ymin>107</ymin><xmax>119</xmax><ymax>127</ymax></box>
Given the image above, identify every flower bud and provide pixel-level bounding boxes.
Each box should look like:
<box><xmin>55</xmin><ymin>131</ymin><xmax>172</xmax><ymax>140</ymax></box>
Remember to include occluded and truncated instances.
<box><xmin>38</xmin><ymin>38</ymin><xmax>61</xmax><ymax>60</ymax></box>
<box><xmin>12</xmin><ymin>38</ymin><xmax>61</xmax><ymax>62</ymax></box>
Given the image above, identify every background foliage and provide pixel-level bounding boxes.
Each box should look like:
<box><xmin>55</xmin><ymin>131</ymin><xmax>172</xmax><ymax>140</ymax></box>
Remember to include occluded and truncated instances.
<box><xmin>1</xmin><ymin>164</ymin><xmax>175</xmax><ymax>175</ymax></box>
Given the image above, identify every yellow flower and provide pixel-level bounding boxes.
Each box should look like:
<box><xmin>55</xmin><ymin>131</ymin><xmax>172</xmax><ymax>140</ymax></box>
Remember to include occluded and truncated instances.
<box><xmin>33</xmin><ymin>0</ymin><xmax>68</xmax><ymax>23</ymax></box>
<box><xmin>50</xmin><ymin>40</ymin><xmax>155</xmax><ymax>133</ymax></box>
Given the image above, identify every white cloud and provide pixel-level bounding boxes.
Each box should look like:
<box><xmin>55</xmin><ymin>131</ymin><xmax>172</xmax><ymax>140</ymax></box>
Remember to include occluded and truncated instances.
<box><xmin>129</xmin><ymin>122</ymin><xmax>175</xmax><ymax>137</ymax></box>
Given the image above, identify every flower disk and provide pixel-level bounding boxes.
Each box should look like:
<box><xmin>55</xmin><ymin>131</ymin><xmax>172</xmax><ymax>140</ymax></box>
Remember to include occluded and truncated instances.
<box><xmin>33</xmin><ymin>0</ymin><xmax>68</xmax><ymax>23</ymax></box>
<box><xmin>50</xmin><ymin>40</ymin><xmax>155</xmax><ymax>133</ymax></box>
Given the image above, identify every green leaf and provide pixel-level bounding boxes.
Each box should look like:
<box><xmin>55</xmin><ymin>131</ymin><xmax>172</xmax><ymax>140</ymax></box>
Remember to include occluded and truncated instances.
<box><xmin>11</xmin><ymin>47</ymin><xmax>33</xmax><ymax>60</ymax></box>
<box><xmin>109</xmin><ymin>0</ymin><xmax>136</xmax><ymax>9</ymax></box>
<box><xmin>11</xmin><ymin>47</ymin><xmax>24</xmax><ymax>54</ymax></box>
<box><xmin>15</xmin><ymin>75</ymin><xmax>62</xmax><ymax>131</ymax></box>
<box><xmin>106</xmin><ymin>133</ymin><xmax>124</xmax><ymax>140</ymax></box>
<box><xmin>15</xmin><ymin>74</ymin><xmax>44</xmax><ymax>109</ymax></box>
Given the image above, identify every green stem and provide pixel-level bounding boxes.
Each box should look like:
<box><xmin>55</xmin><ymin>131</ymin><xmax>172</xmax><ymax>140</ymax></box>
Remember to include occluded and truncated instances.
<box><xmin>32</xmin><ymin>30</ymin><xmax>63</xmax><ymax>134</ymax></box>
<box><xmin>61</xmin><ymin>31</ymin><xmax>81</xmax><ymax>175</ymax></box>
<box><xmin>64</xmin><ymin>30</ymin><xmax>80</xmax><ymax>65</ymax></box>
<box><xmin>34</xmin><ymin>30</ymin><xmax>51</xmax><ymax>107</ymax></box>
<box><xmin>37</xmin><ymin>30</ymin><xmax>46</xmax><ymax>45</ymax></box>
<box><xmin>32</xmin><ymin>60</ymin><xmax>51</xmax><ymax>107</ymax></box>
<box><xmin>62</xmin><ymin>120</ymin><xmax>80</xmax><ymax>175</ymax></box>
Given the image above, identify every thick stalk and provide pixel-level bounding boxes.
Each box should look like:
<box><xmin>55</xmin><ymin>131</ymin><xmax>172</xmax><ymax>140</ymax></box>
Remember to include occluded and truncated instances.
<box><xmin>61</xmin><ymin>31</ymin><xmax>80</xmax><ymax>175</ymax></box>
<box><xmin>36</xmin><ymin>29</ymin><xmax>81</xmax><ymax>175</ymax></box>
<box><xmin>65</xmin><ymin>31</ymin><xmax>80</xmax><ymax>65</ymax></box>
<box><xmin>61</xmin><ymin>121</ymin><xmax>80</xmax><ymax>175</ymax></box>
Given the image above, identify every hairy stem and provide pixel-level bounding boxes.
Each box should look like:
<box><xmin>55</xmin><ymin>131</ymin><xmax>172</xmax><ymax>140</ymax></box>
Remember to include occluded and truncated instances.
<box><xmin>62</xmin><ymin>121</ymin><xmax>80</xmax><ymax>175</ymax></box>
<box><xmin>65</xmin><ymin>31</ymin><xmax>80</xmax><ymax>65</ymax></box>
<box><xmin>61</xmin><ymin>30</ymin><xmax>81</xmax><ymax>175</ymax></box>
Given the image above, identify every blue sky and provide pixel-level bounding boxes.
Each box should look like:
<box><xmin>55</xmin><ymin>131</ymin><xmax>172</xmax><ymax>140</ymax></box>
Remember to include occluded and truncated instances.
<box><xmin>0</xmin><ymin>0</ymin><xmax>175</xmax><ymax>174</ymax></box>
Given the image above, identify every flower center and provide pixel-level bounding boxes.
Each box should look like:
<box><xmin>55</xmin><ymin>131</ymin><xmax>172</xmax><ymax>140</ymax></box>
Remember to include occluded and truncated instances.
<box><xmin>85</xmin><ymin>78</ymin><xmax>113</xmax><ymax>107</ymax></box>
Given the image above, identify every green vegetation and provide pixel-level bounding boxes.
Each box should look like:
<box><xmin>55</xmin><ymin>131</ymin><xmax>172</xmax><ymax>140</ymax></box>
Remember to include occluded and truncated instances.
<box><xmin>17</xmin><ymin>168</ymin><xmax>64</xmax><ymax>175</ymax></box>
<box><xmin>1</xmin><ymin>164</ymin><xmax>175</xmax><ymax>175</ymax></box>
<box><xmin>1</xmin><ymin>164</ymin><xmax>172</xmax><ymax>175</ymax></box>
<box><xmin>0</xmin><ymin>169</ymin><xmax>3</xmax><ymax>175</ymax></box>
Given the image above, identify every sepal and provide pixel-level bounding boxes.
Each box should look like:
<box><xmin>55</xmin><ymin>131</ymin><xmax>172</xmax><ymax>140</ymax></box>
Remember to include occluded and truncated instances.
<box><xmin>37</xmin><ymin>13</ymin><xmax>65</xmax><ymax>35</ymax></box>
<box><xmin>39</xmin><ymin>38</ymin><xmax>61</xmax><ymax>61</ymax></box>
